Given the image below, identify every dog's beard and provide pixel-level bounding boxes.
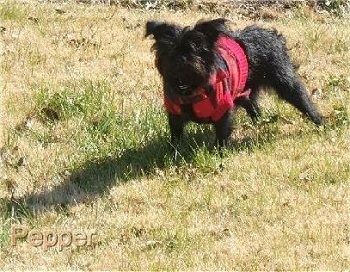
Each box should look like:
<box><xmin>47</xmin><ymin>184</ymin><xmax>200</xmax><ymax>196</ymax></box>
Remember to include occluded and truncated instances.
<box><xmin>163</xmin><ymin>59</ymin><xmax>210</xmax><ymax>99</ymax></box>
<box><xmin>165</xmin><ymin>74</ymin><xmax>207</xmax><ymax>100</ymax></box>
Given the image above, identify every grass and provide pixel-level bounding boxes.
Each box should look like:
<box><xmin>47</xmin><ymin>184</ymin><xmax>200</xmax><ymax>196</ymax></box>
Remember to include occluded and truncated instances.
<box><xmin>0</xmin><ymin>0</ymin><xmax>349</xmax><ymax>270</ymax></box>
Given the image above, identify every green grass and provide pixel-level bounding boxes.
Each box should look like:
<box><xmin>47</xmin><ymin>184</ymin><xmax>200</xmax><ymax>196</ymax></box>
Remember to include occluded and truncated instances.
<box><xmin>0</xmin><ymin>1</ymin><xmax>27</xmax><ymax>21</ymax></box>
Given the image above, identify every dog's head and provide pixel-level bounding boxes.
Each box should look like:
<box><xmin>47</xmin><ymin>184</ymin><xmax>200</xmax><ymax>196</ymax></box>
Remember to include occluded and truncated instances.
<box><xmin>145</xmin><ymin>18</ymin><xmax>230</xmax><ymax>99</ymax></box>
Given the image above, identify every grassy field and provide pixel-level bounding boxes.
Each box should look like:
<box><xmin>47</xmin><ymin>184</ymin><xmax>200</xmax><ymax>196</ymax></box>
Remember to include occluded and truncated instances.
<box><xmin>0</xmin><ymin>0</ymin><xmax>349</xmax><ymax>270</ymax></box>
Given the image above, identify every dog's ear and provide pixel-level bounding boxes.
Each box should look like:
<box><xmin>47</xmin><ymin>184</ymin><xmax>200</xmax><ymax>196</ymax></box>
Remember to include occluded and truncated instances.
<box><xmin>145</xmin><ymin>21</ymin><xmax>163</xmax><ymax>38</ymax></box>
<box><xmin>145</xmin><ymin>21</ymin><xmax>181</xmax><ymax>50</ymax></box>
<box><xmin>194</xmin><ymin>18</ymin><xmax>230</xmax><ymax>43</ymax></box>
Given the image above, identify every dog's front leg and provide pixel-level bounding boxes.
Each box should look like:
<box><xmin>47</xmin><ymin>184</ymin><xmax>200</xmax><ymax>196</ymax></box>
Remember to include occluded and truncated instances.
<box><xmin>214</xmin><ymin>110</ymin><xmax>233</xmax><ymax>152</ymax></box>
<box><xmin>168</xmin><ymin>113</ymin><xmax>185</xmax><ymax>153</ymax></box>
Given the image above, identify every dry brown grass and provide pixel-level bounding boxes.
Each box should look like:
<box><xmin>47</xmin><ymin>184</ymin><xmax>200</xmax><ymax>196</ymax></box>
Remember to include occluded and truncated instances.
<box><xmin>0</xmin><ymin>0</ymin><xmax>349</xmax><ymax>270</ymax></box>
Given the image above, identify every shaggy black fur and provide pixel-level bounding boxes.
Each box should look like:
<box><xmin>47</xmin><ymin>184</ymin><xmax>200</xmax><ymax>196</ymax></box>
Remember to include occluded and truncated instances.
<box><xmin>145</xmin><ymin>18</ymin><xmax>323</xmax><ymax>150</ymax></box>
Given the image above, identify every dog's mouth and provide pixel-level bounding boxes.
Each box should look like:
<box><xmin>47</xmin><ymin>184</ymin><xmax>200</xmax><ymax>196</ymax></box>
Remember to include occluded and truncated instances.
<box><xmin>176</xmin><ymin>77</ymin><xmax>196</xmax><ymax>96</ymax></box>
<box><xmin>177</xmin><ymin>84</ymin><xmax>192</xmax><ymax>96</ymax></box>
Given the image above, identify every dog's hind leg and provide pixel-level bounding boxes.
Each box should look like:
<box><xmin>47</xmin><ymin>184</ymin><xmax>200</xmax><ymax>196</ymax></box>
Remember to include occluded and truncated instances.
<box><xmin>235</xmin><ymin>95</ymin><xmax>261</xmax><ymax>123</ymax></box>
<box><xmin>271</xmin><ymin>71</ymin><xmax>323</xmax><ymax>125</ymax></box>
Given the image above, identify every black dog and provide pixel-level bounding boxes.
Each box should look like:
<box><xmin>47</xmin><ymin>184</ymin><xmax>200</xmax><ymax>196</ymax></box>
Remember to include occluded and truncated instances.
<box><xmin>145</xmin><ymin>18</ymin><xmax>323</xmax><ymax>150</ymax></box>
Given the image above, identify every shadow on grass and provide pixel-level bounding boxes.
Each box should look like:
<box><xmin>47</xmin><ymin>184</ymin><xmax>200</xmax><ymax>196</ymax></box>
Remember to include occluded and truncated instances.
<box><xmin>10</xmin><ymin>137</ymin><xmax>173</xmax><ymax>214</ymax></box>
<box><xmin>8</xmin><ymin>114</ymin><xmax>339</xmax><ymax>216</ymax></box>
<box><xmin>9</xmin><ymin>128</ymin><xmax>218</xmax><ymax>215</ymax></box>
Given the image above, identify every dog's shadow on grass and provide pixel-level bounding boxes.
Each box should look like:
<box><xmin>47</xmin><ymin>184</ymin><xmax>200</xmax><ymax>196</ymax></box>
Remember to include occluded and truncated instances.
<box><xmin>12</xmin><ymin>138</ymin><xmax>171</xmax><ymax>213</ymax></box>
<box><xmin>11</xmin><ymin>129</ymin><xmax>219</xmax><ymax>215</ymax></box>
<box><xmin>9</xmin><ymin>116</ymin><xmax>325</xmax><ymax>216</ymax></box>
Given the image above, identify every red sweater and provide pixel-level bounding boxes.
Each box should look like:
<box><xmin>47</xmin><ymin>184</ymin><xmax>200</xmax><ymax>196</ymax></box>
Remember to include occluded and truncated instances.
<box><xmin>164</xmin><ymin>36</ymin><xmax>250</xmax><ymax>122</ymax></box>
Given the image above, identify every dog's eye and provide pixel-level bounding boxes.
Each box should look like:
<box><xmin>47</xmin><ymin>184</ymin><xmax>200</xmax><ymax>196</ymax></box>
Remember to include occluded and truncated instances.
<box><xmin>192</xmin><ymin>38</ymin><xmax>203</xmax><ymax>49</ymax></box>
